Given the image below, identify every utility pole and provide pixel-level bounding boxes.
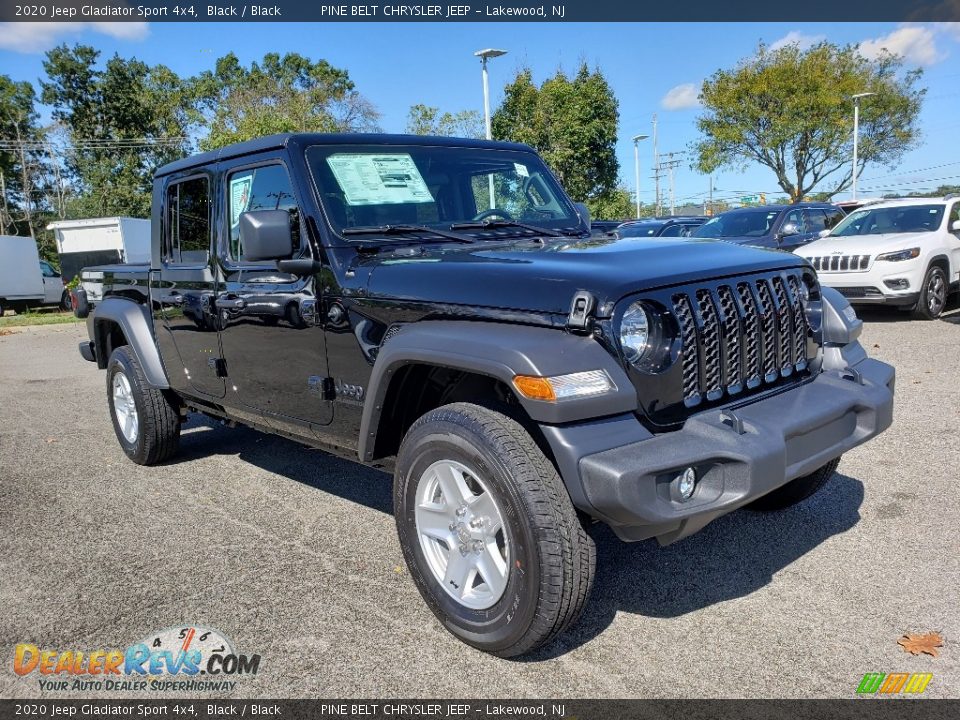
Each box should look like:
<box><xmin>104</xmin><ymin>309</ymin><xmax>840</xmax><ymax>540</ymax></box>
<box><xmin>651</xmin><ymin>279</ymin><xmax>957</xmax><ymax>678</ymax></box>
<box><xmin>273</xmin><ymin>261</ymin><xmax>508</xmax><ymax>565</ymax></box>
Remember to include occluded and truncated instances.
<box><xmin>708</xmin><ymin>176</ymin><xmax>714</xmax><ymax>216</ymax></box>
<box><xmin>652</xmin><ymin>114</ymin><xmax>660</xmax><ymax>216</ymax></box>
<box><xmin>658</xmin><ymin>152</ymin><xmax>682</xmax><ymax>216</ymax></box>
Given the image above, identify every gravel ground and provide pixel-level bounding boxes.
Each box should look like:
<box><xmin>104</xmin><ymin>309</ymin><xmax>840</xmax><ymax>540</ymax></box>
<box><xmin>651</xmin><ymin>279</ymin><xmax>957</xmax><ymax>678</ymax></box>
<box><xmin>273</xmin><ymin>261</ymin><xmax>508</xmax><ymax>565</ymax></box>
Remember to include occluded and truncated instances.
<box><xmin>0</xmin><ymin>304</ymin><xmax>958</xmax><ymax>700</ymax></box>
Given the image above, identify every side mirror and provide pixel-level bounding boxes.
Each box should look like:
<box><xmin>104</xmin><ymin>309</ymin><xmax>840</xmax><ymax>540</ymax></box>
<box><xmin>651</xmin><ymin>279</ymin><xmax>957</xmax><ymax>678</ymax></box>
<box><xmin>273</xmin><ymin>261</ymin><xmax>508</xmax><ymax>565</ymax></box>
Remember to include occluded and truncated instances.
<box><xmin>779</xmin><ymin>221</ymin><xmax>800</xmax><ymax>237</ymax></box>
<box><xmin>239</xmin><ymin>210</ymin><xmax>294</xmax><ymax>261</ymax></box>
<box><xmin>818</xmin><ymin>229</ymin><xmax>830</xmax><ymax>238</ymax></box>
<box><xmin>951</xmin><ymin>220</ymin><xmax>960</xmax><ymax>232</ymax></box>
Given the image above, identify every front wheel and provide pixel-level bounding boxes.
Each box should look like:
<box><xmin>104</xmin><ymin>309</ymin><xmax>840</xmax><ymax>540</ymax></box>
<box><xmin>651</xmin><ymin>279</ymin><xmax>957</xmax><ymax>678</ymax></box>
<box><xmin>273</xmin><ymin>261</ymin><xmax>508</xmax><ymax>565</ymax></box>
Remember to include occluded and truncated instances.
<box><xmin>913</xmin><ymin>265</ymin><xmax>947</xmax><ymax>320</ymax></box>
<box><xmin>394</xmin><ymin>403</ymin><xmax>595</xmax><ymax>658</ymax></box>
<box><xmin>106</xmin><ymin>346</ymin><xmax>181</xmax><ymax>465</ymax></box>
<box><xmin>60</xmin><ymin>289</ymin><xmax>73</xmax><ymax>312</ymax></box>
<box><xmin>747</xmin><ymin>457</ymin><xmax>840</xmax><ymax>512</ymax></box>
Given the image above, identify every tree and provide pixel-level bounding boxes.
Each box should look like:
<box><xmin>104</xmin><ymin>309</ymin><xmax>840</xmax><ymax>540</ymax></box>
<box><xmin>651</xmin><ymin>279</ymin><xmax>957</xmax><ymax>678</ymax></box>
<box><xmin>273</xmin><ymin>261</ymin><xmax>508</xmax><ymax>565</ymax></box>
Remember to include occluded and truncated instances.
<box><xmin>193</xmin><ymin>52</ymin><xmax>380</xmax><ymax>150</ymax></box>
<box><xmin>0</xmin><ymin>74</ymin><xmax>44</xmax><ymax>238</ymax></box>
<box><xmin>492</xmin><ymin>64</ymin><xmax>620</xmax><ymax>204</ymax></box>
<box><xmin>693</xmin><ymin>42</ymin><xmax>924</xmax><ymax>202</ymax></box>
<box><xmin>41</xmin><ymin>44</ymin><xmax>193</xmax><ymax>219</ymax></box>
<box><xmin>405</xmin><ymin>104</ymin><xmax>483</xmax><ymax>138</ymax></box>
<box><xmin>586</xmin><ymin>187</ymin><xmax>633</xmax><ymax>220</ymax></box>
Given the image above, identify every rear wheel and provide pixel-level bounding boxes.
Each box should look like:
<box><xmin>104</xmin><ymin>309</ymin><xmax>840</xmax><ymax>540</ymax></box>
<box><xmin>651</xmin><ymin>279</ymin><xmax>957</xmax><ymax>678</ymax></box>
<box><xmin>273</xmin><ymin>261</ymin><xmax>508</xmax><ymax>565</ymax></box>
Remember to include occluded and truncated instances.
<box><xmin>394</xmin><ymin>402</ymin><xmax>595</xmax><ymax>657</ymax></box>
<box><xmin>913</xmin><ymin>265</ymin><xmax>947</xmax><ymax>320</ymax></box>
<box><xmin>748</xmin><ymin>457</ymin><xmax>840</xmax><ymax>511</ymax></box>
<box><xmin>60</xmin><ymin>290</ymin><xmax>73</xmax><ymax>312</ymax></box>
<box><xmin>106</xmin><ymin>346</ymin><xmax>181</xmax><ymax>465</ymax></box>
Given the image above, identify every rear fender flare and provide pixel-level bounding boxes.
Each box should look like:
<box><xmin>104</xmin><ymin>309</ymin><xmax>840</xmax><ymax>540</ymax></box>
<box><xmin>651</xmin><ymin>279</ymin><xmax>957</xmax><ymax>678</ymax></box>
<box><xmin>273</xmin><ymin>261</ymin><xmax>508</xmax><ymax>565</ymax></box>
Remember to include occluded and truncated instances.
<box><xmin>92</xmin><ymin>297</ymin><xmax>169</xmax><ymax>389</ymax></box>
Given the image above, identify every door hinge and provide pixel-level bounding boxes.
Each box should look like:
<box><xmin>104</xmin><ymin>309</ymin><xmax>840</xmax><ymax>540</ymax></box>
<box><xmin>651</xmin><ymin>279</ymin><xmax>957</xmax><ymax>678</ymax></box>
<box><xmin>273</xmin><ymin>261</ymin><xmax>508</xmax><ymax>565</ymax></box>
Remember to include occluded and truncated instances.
<box><xmin>207</xmin><ymin>357</ymin><xmax>228</xmax><ymax>377</ymax></box>
<box><xmin>567</xmin><ymin>290</ymin><xmax>596</xmax><ymax>332</ymax></box>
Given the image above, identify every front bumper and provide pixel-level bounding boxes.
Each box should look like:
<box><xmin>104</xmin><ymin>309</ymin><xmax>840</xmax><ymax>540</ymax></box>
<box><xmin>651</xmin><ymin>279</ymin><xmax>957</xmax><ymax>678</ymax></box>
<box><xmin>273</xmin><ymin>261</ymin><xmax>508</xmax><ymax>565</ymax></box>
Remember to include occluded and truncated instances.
<box><xmin>541</xmin><ymin>355</ymin><xmax>894</xmax><ymax>545</ymax></box>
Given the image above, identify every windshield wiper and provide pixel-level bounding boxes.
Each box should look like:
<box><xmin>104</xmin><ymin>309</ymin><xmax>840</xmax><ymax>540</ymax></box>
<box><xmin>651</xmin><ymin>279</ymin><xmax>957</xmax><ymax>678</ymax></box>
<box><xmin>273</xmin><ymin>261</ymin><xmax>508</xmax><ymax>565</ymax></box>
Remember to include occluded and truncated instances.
<box><xmin>341</xmin><ymin>224</ymin><xmax>475</xmax><ymax>243</ymax></box>
<box><xmin>449</xmin><ymin>219</ymin><xmax>564</xmax><ymax>237</ymax></box>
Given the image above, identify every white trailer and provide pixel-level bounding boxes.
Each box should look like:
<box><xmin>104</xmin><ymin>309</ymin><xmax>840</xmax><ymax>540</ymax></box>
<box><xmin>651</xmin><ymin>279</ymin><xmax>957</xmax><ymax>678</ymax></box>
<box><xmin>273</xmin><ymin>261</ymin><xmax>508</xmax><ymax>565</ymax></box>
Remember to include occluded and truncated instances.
<box><xmin>47</xmin><ymin>217</ymin><xmax>151</xmax><ymax>282</ymax></box>
<box><xmin>0</xmin><ymin>235</ymin><xmax>66</xmax><ymax>316</ymax></box>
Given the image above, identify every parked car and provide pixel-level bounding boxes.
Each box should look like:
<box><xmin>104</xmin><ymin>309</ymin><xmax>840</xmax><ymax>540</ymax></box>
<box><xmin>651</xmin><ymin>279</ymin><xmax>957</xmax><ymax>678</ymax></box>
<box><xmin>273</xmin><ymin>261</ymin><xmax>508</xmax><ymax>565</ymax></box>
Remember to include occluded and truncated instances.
<box><xmin>77</xmin><ymin>133</ymin><xmax>893</xmax><ymax>657</ymax></box>
<box><xmin>693</xmin><ymin>203</ymin><xmax>845</xmax><ymax>252</ymax></box>
<box><xmin>799</xmin><ymin>195</ymin><xmax>960</xmax><ymax>319</ymax></box>
<box><xmin>0</xmin><ymin>235</ymin><xmax>71</xmax><ymax>316</ymax></box>
<box><xmin>589</xmin><ymin>219</ymin><xmax>623</xmax><ymax>235</ymax></box>
<box><xmin>616</xmin><ymin>216</ymin><xmax>708</xmax><ymax>239</ymax></box>
<box><xmin>834</xmin><ymin>198</ymin><xmax>883</xmax><ymax>215</ymax></box>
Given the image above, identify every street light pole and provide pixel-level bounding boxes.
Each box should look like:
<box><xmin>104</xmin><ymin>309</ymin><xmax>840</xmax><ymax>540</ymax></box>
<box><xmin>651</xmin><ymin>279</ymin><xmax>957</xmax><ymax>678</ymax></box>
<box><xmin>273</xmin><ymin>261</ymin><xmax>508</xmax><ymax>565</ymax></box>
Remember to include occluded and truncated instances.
<box><xmin>632</xmin><ymin>133</ymin><xmax>649</xmax><ymax>219</ymax></box>
<box><xmin>851</xmin><ymin>92</ymin><xmax>876</xmax><ymax>201</ymax></box>
<box><xmin>475</xmin><ymin>48</ymin><xmax>507</xmax><ymax>210</ymax></box>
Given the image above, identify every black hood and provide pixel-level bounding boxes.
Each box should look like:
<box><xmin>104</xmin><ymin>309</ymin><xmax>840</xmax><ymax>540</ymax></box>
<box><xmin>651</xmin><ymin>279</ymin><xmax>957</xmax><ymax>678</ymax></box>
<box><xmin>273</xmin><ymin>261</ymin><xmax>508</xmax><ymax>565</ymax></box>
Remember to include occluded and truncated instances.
<box><xmin>362</xmin><ymin>235</ymin><xmax>808</xmax><ymax>315</ymax></box>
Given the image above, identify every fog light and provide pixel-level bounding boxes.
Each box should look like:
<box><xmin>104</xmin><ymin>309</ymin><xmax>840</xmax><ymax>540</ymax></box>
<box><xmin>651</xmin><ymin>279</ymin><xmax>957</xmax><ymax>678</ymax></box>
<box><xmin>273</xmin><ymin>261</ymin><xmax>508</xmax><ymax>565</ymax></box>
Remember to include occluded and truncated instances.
<box><xmin>677</xmin><ymin>467</ymin><xmax>697</xmax><ymax>500</ymax></box>
<box><xmin>883</xmin><ymin>278</ymin><xmax>910</xmax><ymax>290</ymax></box>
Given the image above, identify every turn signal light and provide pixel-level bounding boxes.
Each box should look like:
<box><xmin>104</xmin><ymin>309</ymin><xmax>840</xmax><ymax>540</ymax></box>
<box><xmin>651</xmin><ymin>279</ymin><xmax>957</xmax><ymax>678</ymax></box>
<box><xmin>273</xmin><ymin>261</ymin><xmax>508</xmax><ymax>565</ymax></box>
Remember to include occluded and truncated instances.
<box><xmin>512</xmin><ymin>375</ymin><xmax>556</xmax><ymax>402</ymax></box>
<box><xmin>512</xmin><ymin>370</ymin><xmax>615</xmax><ymax>402</ymax></box>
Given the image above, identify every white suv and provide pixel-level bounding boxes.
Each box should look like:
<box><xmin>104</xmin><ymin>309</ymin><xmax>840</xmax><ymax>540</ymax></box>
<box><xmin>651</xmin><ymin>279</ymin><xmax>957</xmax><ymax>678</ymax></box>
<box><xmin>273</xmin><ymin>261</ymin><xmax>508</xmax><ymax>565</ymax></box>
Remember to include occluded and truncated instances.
<box><xmin>800</xmin><ymin>195</ymin><xmax>960</xmax><ymax>319</ymax></box>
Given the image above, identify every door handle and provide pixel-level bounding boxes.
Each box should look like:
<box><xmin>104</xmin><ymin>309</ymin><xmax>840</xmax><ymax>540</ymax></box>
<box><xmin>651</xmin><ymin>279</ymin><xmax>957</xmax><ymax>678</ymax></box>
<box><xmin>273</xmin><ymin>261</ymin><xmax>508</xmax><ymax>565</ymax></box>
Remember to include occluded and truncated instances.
<box><xmin>216</xmin><ymin>296</ymin><xmax>246</xmax><ymax>310</ymax></box>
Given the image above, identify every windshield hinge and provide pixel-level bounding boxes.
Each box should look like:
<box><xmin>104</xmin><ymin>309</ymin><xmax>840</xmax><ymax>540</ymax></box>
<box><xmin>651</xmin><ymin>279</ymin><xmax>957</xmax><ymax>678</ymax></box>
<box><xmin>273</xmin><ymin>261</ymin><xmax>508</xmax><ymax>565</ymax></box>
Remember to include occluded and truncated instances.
<box><xmin>567</xmin><ymin>290</ymin><xmax>596</xmax><ymax>333</ymax></box>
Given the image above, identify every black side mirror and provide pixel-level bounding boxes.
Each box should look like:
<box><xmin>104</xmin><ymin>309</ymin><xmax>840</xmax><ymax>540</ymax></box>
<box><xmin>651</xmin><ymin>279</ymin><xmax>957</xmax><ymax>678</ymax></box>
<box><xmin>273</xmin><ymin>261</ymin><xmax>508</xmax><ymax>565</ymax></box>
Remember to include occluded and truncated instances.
<box><xmin>239</xmin><ymin>210</ymin><xmax>294</xmax><ymax>261</ymax></box>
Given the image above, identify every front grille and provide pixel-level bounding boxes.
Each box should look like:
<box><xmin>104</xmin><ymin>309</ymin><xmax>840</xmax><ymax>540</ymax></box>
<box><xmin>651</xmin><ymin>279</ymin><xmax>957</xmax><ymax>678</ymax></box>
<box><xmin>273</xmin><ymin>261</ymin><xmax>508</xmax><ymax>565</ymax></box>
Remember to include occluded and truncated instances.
<box><xmin>806</xmin><ymin>254</ymin><xmax>870</xmax><ymax>272</ymax></box>
<box><xmin>671</xmin><ymin>271</ymin><xmax>812</xmax><ymax>409</ymax></box>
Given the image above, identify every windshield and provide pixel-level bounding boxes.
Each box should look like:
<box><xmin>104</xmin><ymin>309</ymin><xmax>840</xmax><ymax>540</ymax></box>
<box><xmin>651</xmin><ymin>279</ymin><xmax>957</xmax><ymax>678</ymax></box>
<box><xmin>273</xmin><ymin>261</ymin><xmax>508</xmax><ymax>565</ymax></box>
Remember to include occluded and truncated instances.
<box><xmin>305</xmin><ymin>144</ymin><xmax>582</xmax><ymax>238</ymax></box>
<box><xmin>617</xmin><ymin>222</ymin><xmax>664</xmax><ymax>238</ymax></box>
<box><xmin>694</xmin><ymin>210</ymin><xmax>779</xmax><ymax>239</ymax></box>
<box><xmin>829</xmin><ymin>204</ymin><xmax>945</xmax><ymax>237</ymax></box>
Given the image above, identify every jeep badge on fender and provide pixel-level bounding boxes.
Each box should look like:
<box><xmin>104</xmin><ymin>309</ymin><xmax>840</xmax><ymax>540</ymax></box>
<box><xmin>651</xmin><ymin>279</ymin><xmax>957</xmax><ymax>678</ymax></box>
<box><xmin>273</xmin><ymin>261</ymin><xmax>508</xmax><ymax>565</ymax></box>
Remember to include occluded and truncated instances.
<box><xmin>76</xmin><ymin>133</ymin><xmax>895</xmax><ymax>657</ymax></box>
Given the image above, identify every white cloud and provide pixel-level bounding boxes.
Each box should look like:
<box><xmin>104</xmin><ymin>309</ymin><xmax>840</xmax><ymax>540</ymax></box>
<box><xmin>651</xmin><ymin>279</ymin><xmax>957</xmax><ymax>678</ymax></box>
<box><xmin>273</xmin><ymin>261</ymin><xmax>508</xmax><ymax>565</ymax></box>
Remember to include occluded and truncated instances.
<box><xmin>769</xmin><ymin>31</ymin><xmax>826</xmax><ymax>52</ymax></box>
<box><xmin>661</xmin><ymin>83</ymin><xmax>700</xmax><ymax>111</ymax></box>
<box><xmin>938</xmin><ymin>23</ymin><xmax>960</xmax><ymax>42</ymax></box>
<box><xmin>0</xmin><ymin>22</ymin><xmax>149</xmax><ymax>53</ymax></box>
<box><xmin>859</xmin><ymin>25</ymin><xmax>943</xmax><ymax>66</ymax></box>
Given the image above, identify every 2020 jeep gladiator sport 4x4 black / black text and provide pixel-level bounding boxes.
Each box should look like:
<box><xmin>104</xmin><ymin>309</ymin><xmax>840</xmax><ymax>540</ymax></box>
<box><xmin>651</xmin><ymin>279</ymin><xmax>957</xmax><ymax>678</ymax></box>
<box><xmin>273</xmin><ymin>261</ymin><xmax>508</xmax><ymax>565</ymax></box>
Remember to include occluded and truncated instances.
<box><xmin>77</xmin><ymin>134</ymin><xmax>895</xmax><ymax>657</ymax></box>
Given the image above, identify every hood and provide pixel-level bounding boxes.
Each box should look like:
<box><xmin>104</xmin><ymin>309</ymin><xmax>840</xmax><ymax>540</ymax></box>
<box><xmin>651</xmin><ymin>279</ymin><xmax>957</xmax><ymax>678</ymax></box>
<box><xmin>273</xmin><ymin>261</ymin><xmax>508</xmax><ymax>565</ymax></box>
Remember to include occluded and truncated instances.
<box><xmin>800</xmin><ymin>231</ymin><xmax>932</xmax><ymax>258</ymax></box>
<box><xmin>362</xmin><ymin>235</ymin><xmax>808</xmax><ymax>315</ymax></box>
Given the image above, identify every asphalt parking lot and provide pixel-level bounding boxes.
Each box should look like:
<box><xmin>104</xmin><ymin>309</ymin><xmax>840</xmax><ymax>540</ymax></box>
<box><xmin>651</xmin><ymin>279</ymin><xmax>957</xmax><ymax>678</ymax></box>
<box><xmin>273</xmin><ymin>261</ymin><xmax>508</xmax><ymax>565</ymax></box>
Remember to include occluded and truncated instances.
<box><xmin>1</xmin><ymin>304</ymin><xmax>958</xmax><ymax>699</ymax></box>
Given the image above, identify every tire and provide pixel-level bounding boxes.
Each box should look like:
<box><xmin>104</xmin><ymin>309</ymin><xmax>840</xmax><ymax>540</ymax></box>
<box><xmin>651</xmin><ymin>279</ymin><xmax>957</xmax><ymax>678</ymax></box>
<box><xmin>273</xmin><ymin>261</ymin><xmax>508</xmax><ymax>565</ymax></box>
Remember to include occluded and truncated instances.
<box><xmin>0</xmin><ymin>299</ymin><xmax>5</xmax><ymax>317</ymax></box>
<box><xmin>913</xmin><ymin>264</ymin><xmax>947</xmax><ymax>320</ymax></box>
<box><xmin>60</xmin><ymin>290</ymin><xmax>73</xmax><ymax>312</ymax></box>
<box><xmin>394</xmin><ymin>402</ymin><xmax>595</xmax><ymax>658</ymax></box>
<box><xmin>747</xmin><ymin>457</ymin><xmax>840</xmax><ymax>512</ymax></box>
<box><xmin>106</xmin><ymin>346</ymin><xmax>181</xmax><ymax>465</ymax></box>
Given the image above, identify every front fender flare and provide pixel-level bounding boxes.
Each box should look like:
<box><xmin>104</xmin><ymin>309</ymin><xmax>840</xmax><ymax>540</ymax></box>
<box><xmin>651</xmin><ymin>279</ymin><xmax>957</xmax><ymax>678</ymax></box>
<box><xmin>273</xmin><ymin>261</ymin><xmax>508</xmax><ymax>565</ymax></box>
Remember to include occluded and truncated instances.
<box><xmin>358</xmin><ymin>321</ymin><xmax>637</xmax><ymax>461</ymax></box>
<box><xmin>92</xmin><ymin>297</ymin><xmax>169</xmax><ymax>389</ymax></box>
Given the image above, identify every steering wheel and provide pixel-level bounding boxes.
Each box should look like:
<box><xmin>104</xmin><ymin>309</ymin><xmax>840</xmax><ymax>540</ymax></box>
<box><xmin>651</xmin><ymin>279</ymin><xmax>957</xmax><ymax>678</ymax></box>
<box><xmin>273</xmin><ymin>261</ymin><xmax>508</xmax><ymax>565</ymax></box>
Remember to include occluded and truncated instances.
<box><xmin>472</xmin><ymin>208</ymin><xmax>514</xmax><ymax>222</ymax></box>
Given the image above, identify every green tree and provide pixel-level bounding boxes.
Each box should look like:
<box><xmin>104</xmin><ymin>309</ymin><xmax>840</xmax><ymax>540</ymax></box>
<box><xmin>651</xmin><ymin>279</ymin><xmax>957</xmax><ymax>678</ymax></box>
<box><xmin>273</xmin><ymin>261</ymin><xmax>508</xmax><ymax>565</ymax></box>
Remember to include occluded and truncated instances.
<box><xmin>405</xmin><ymin>104</ymin><xmax>483</xmax><ymax>138</ymax></box>
<box><xmin>41</xmin><ymin>44</ymin><xmax>193</xmax><ymax>219</ymax></box>
<box><xmin>693</xmin><ymin>42</ymin><xmax>924</xmax><ymax>202</ymax></box>
<box><xmin>193</xmin><ymin>52</ymin><xmax>380</xmax><ymax>150</ymax></box>
<box><xmin>586</xmin><ymin>187</ymin><xmax>633</xmax><ymax>221</ymax></box>
<box><xmin>0</xmin><ymin>74</ymin><xmax>44</xmax><ymax>238</ymax></box>
<box><xmin>492</xmin><ymin>64</ymin><xmax>620</xmax><ymax>203</ymax></box>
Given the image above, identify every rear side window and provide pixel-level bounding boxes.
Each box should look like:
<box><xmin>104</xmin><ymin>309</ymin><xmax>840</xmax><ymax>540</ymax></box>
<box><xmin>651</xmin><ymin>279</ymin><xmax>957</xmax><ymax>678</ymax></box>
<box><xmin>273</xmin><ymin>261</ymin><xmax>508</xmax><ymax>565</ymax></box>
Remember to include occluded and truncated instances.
<box><xmin>227</xmin><ymin>164</ymin><xmax>301</xmax><ymax>262</ymax></box>
<box><xmin>824</xmin><ymin>208</ymin><xmax>845</xmax><ymax>229</ymax></box>
<box><xmin>165</xmin><ymin>177</ymin><xmax>210</xmax><ymax>265</ymax></box>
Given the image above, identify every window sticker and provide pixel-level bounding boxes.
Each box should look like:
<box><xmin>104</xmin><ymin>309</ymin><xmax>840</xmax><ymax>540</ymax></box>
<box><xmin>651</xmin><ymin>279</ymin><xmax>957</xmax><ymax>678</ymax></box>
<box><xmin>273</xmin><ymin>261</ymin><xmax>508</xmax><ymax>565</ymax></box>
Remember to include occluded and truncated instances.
<box><xmin>326</xmin><ymin>153</ymin><xmax>433</xmax><ymax>206</ymax></box>
<box><xmin>230</xmin><ymin>174</ymin><xmax>253</xmax><ymax>227</ymax></box>
<box><xmin>513</xmin><ymin>162</ymin><xmax>529</xmax><ymax>178</ymax></box>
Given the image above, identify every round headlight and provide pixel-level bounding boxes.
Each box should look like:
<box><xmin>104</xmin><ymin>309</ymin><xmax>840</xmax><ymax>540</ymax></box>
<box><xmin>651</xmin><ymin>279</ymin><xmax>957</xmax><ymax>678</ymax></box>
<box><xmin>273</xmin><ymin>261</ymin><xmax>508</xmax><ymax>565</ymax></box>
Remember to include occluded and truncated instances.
<box><xmin>619</xmin><ymin>302</ymin><xmax>651</xmax><ymax>364</ymax></box>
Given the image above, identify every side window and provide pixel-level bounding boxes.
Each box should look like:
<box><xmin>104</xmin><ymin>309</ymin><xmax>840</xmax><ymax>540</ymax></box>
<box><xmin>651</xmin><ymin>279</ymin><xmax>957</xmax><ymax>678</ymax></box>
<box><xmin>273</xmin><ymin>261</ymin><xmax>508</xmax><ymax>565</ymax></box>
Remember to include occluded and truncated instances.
<box><xmin>658</xmin><ymin>223</ymin><xmax>685</xmax><ymax>237</ymax></box>
<box><xmin>782</xmin><ymin>208</ymin><xmax>805</xmax><ymax>232</ymax></box>
<box><xmin>39</xmin><ymin>261</ymin><xmax>58</xmax><ymax>277</ymax></box>
<box><xmin>165</xmin><ymin>176</ymin><xmax>211</xmax><ymax>265</ymax></box>
<box><xmin>803</xmin><ymin>209</ymin><xmax>827</xmax><ymax>234</ymax></box>
<box><xmin>824</xmin><ymin>208</ymin><xmax>845</xmax><ymax>229</ymax></box>
<box><xmin>227</xmin><ymin>164</ymin><xmax>302</xmax><ymax>262</ymax></box>
<box><xmin>949</xmin><ymin>202</ymin><xmax>960</xmax><ymax>233</ymax></box>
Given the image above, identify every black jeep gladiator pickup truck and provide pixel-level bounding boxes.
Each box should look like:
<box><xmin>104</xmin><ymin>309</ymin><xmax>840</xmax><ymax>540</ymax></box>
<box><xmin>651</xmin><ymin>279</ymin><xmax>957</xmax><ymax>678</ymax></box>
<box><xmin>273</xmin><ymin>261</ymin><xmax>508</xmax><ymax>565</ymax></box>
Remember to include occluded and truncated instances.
<box><xmin>77</xmin><ymin>133</ymin><xmax>894</xmax><ymax>657</ymax></box>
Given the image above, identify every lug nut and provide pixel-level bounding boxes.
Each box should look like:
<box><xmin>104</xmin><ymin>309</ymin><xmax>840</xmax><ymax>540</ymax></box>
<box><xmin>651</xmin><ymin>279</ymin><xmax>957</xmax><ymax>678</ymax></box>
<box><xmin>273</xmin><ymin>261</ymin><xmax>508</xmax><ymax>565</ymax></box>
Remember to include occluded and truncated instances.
<box><xmin>448</xmin><ymin>522</ymin><xmax>457</xmax><ymax>531</ymax></box>
<box><xmin>469</xmin><ymin>517</ymin><xmax>483</xmax><ymax>529</ymax></box>
<box><xmin>472</xmin><ymin>540</ymin><xmax>484</xmax><ymax>554</ymax></box>
<box><xmin>459</xmin><ymin>543</ymin><xmax>468</xmax><ymax>555</ymax></box>
<box><xmin>455</xmin><ymin>506</ymin><xmax>467</xmax><ymax>518</ymax></box>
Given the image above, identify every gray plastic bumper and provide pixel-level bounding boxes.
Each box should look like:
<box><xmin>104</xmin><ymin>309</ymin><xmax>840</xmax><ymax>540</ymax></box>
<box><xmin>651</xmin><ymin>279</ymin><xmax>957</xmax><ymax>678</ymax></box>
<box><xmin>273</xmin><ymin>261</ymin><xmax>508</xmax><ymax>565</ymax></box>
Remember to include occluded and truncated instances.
<box><xmin>541</xmin><ymin>356</ymin><xmax>894</xmax><ymax>545</ymax></box>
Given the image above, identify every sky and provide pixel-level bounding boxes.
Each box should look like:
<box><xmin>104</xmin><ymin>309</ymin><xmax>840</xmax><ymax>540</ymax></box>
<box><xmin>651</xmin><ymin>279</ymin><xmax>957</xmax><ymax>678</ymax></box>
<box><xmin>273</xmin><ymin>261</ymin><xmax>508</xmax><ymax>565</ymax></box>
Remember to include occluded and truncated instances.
<box><xmin>1</xmin><ymin>20</ymin><xmax>959</xmax><ymax>212</ymax></box>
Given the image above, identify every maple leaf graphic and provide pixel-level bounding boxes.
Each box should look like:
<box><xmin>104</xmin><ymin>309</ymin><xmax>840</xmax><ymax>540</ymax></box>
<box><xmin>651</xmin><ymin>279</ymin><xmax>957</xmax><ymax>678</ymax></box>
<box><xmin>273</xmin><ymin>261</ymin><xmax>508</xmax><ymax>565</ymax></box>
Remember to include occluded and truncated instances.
<box><xmin>898</xmin><ymin>632</ymin><xmax>944</xmax><ymax>657</ymax></box>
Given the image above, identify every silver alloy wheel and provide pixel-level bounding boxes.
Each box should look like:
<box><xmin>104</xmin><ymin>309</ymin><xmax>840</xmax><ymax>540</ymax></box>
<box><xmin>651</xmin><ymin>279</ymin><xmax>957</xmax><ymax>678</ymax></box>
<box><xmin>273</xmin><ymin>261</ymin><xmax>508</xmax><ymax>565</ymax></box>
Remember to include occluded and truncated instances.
<box><xmin>112</xmin><ymin>371</ymin><xmax>139</xmax><ymax>444</ymax></box>
<box><xmin>414</xmin><ymin>459</ymin><xmax>509</xmax><ymax>610</ymax></box>
<box><xmin>927</xmin><ymin>270</ymin><xmax>946</xmax><ymax>315</ymax></box>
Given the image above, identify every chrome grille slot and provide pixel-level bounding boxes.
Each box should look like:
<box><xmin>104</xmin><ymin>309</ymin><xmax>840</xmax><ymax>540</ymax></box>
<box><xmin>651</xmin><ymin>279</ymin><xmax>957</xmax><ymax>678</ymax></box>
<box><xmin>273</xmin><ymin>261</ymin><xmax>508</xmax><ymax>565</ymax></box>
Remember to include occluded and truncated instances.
<box><xmin>672</xmin><ymin>294</ymin><xmax>701</xmax><ymax>406</ymax></box>
<box><xmin>716</xmin><ymin>285</ymin><xmax>742</xmax><ymax>393</ymax></box>
<box><xmin>695</xmin><ymin>289</ymin><xmax>723</xmax><ymax>401</ymax></box>
<box><xmin>807</xmin><ymin>254</ymin><xmax>870</xmax><ymax>272</ymax></box>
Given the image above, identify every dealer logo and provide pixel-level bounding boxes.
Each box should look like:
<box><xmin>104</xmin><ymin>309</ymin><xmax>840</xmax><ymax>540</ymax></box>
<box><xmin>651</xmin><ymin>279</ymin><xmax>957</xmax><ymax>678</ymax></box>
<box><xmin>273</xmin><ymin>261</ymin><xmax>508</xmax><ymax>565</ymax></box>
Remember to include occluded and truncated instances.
<box><xmin>13</xmin><ymin>625</ymin><xmax>260</xmax><ymax>692</ymax></box>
